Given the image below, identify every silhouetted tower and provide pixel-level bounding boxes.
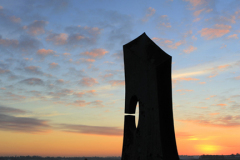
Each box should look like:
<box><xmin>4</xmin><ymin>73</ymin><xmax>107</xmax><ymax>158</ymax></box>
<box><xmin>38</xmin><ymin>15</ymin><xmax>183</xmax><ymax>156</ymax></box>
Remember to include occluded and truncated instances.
<box><xmin>122</xmin><ymin>33</ymin><xmax>179</xmax><ymax>160</ymax></box>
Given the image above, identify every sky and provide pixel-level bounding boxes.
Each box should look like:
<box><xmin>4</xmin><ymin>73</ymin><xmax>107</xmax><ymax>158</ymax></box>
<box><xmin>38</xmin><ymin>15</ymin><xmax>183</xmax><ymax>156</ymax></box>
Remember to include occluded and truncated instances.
<box><xmin>0</xmin><ymin>0</ymin><xmax>240</xmax><ymax>157</ymax></box>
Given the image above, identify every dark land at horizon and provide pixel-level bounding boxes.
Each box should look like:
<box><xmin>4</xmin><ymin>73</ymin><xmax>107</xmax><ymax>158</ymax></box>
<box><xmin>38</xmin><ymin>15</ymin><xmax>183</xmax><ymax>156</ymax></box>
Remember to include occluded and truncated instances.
<box><xmin>1</xmin><ymin>154</ymin><xmax>240</xmax><ymax>160</ymax></box>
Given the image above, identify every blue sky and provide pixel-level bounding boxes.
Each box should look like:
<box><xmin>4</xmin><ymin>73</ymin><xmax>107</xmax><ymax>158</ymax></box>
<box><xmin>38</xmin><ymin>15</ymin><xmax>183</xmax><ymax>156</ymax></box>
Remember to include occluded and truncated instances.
<box><xmin>0</xmin><ymin>0</ymin><xmax>240</xmax><ymax>156</ymax></box>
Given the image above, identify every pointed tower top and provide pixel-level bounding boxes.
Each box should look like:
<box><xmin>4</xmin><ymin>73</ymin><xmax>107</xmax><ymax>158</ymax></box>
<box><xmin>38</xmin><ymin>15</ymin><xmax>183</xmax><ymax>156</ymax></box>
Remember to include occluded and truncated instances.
<box><xmin>123</xmin><ymin>32</ymin><xmax>171</xmax><ymax>67</ymax></box>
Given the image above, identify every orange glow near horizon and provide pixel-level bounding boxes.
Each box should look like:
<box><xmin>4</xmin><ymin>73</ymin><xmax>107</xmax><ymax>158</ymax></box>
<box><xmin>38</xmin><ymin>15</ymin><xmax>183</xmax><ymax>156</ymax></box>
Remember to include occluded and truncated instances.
<box><xmin>1</xmin><ymin>124</ymin><xmax>240</xmax><ymax>157</ymax></box>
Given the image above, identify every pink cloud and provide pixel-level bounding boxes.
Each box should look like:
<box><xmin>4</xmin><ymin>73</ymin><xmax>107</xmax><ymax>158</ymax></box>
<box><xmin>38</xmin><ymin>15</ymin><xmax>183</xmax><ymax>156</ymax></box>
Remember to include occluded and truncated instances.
<box><xmin>159</xmin><ymin>22</ymin><xmax>171</xmax><ymax>28</ymax></box>
<box><xmin>178</xmin><ymin>77</ymin><xmax>199</xmax><ymax>81</ymax></box>
<box><xmin>227</xmin><ymin>34</ymin><xmax>238</xmax><ymax>39</ymax></box>
<box><xmin>208</xmin><ymin>72</ymin><xmax>218</xmax><ymax>78</ymax></box>
<box><xmin>68</xmin><ymin>100</ymin><xmax>91</xmax><ymax>107</ymax></box>
<box><xmin>103</xmin><ymin>73</ymin><xmax>113</xmax><ymax>78</ymax></box>
<box><xmin>199</xmin><ymin>24</ymin><xmax>231</xmax><ymax>40</ymax></box>
<box><xmin>176</xmin><ymin>89</ymin><xmax>193</xmax><ymax>92</ymax></box>
<box><xmin>79</xmin><ymin>58</ymin><xmax>95</xmax><ymax>63</ymax></box>
<box><xmin>46</xmin><ymin>33</ymin><xmax>68</xmax><ymax>45</ymax></box>
<box><xmin>37</xmin><ymin>49</ymin><xmax>55</xmax><ymax>57</ymax></box>
<box><xmin>220</xmin><ymin>44</ymin><xmax>227</xmax><ymax>49</ymax></box>
<box><xmin>184</xmin><ymin>0</ymin><xmax>206</xmax><ymax>7</ymax></box>
<box><xmin>57</xmin><ymin>79</ymin><xmax>65</xmax><ymax>83</ymax></box>
<box><xmin>183</xmin><ymin>45</ymin><xmax>197</xmax><ymax>54</ymax></box>
<box><xmin>81</xmin><ymin>48</ymin><xmax>108</xmax><ymax>58</ymax></box>
<box><xmin>49</xmin><ymin>62</ymin><xmax>59</xmax><ymax>69</ymax></box>
<box><xmin>0</xmin><ymin>36</ymin><xmax>19</xmax><ymax>47</ymax></box>
<box><xmin>199</xmin><ymin>82</ymin><xmax>206</xmax><ymax>84</ymax></box>
<box><xmin>24</xmin><ymin>58</ymin><xmax>33</xmax><ymax>61</ymax></box>
<box><xmin>26</xmin><ymin>20</ymin><xmax>48</xmax><ymax>36</ymax></box>
<box><xmin>63</xmin><ymin>53</ymin><xmax>71</xmax><ymax>56</ymax></box>
<box><xmin>217</xmin><ymin>64</ymin><xmax>230</xmax><ymax>69</ymax></box>
<box><xmin>234</xmin><ymin>76</ymin><xmax>240</xmax><ymax>80</ymax></box>
<box><xmin>215</xmin><ymin>104</ymin><xmax>227</xmax><ymax>107</ymax></box>
<box><xmin>209</xmin><ymin>113</ymin><xmax>220</xmax><ymax>116</ymax></box>
<box><xmin>9</xmin><ymin>16</ymin><xmax>21</xmax><ymax>23</ymax></box>
<box><xmin>0</xmin><ymin>68</ymin><xmax>10</xmax><ymax>74</ymax></box>
<box><xmin>194</xmin><ymin>8</ymin><xmax>205</xmax><ymax>16</ymax></box>
<box><xmin>193</xmin><ymin>18</ymin><xmax>201</xmax><ymax>22</ymax></box>
<box><xmin>109</xmin><ymin>80</ymin><xmax>125</xmax><ymax>86</ymax></box>
<box><xmin>73</xmin><ymin>90</ymin><xmax>96</xmax><ymax>98</ymax></box>
<box><xmin>80</xmin><ymin>77</ymin><xmax>98</xmax><ymax>87</ymax></box>
<box><xmin>168</xmin><ymin>40</ymin><xmax>184</xmax><ymax>49</ymax></box>
<box><xmin>142</xmin><ymin>7</ymin><xmax>156</xmax><ymax>22</ymax></box>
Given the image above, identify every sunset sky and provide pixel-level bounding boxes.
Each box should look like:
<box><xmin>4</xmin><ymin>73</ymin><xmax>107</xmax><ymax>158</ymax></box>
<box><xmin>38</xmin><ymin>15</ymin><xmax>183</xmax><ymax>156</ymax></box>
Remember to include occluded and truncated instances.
<box><xmin>0</xmin><ymin>0</ymin><xmax>240</xmax><ymax>157</ymax></box>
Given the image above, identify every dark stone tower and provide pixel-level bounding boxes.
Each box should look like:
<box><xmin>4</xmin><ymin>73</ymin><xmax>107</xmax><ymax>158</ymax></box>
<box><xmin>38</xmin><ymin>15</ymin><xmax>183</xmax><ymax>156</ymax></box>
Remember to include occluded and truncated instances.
<box><xmin>122</xmin><ymin>33</ymin><xmax>179</xmax><ymax>160</ymax></box>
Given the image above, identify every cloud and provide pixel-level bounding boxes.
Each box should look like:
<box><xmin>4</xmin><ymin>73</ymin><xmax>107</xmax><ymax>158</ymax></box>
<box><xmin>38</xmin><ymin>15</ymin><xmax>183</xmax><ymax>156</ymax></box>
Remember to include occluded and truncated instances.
<box><xmin>184</xmin><ymin>0</ymin><xmax>206</xmax><ymax>7</ymax></box>
<box><xmin>24</xmin><ymin>20</ymin><xmax>48</xmax><ymax>36</ymax></box>
<box><xmin>103</xmin><ymin>73</ymin><xmax>113</xmax><ymax>79</ymax></box>
<box><xmin>199</xmin><ymin>82</ymin><xmax>206</xmax><ymax>84</ymax></box>
<box><xmin>194</xmin><ymin>8</ymin><xmax>205</xmax><ymax>16</ymax></box>
<box><xmin>37</xmin><ymin>48</ymin><xmax>55</xmax><ymax>59</ymax></box>
<box><xmin>0</xmin><ymin>113</ymin><xmax>50</xmax><ymax>133</ymax></box>
<box><xmin>20</xmin><ymin>78</ymin><xmax>44</xmax><ymax>86</ymax></box>
<box><xmin>193</xmin><ymin>18</ymin><xmax>201</xmax><ymax>22</ymax></box>
<box><xmin>199</xmin><ymin>24</ymin><xmax>231</xmax><ymax>40</ymax></box>
<box><xmin>24</xmin><ymin>66</ymin><xmax>42</xmax><ymax>74</ymax></box>
<box><xmin>9</xmin><ymin>16</ymin><xmax>21</xmax><ymax>23</ymax></box>
<box><xmin>142</xmin><ymin>7</ymin><xmax>156</xmax><ymax>22</ymax></box>
<box><xmin>0</xmin><ymin>106</ymin><xmax>27</xmax><ymax>114</ymax></box>
<box><xmin>79</xmin><ymin>77</ymin><xmax>98</xmax><ymax>87</ymax></box>
<box><xmin>90</xmin><ymin>100</ymin><xmax>104</xmax><ymax>108</ymax></box>
<box><xmin>81</xmin><ymin>48</ymin><xmax>108</xmax><ymax>58</ymax></box>
<box><xmin>158</xmin><ymin>22</ymin><xmax>171</xmax><ymax>28</ymax></box>
<box><xmin>183</xmin><ymin>45</ymin><xmax>197</xmax><ymax>54</ymax></box>
<box><xmin>49</xmin><ymin>89</ymin><xmax>73</xmax><ymax>98</ymax></box>
<box><xmin>46</xmin><ymin>33</ymin><xmax>68</xmax><ymax>45</ymax></box>
<box><xmin>73</xmin><ymin>90</ymin><xmax>96</xmax><ymax>98</ymax></box>
<box><xmin>63</xmin><ymin>52</ymin><xmax>71</xmax><ymax>56</ymax></box>
<box><xmin>65</xmin><ymin>25</ymin><xmax>102</xmax><ymax>46</ymax></box>
<box><xmin>176</xmin><ymin>89</ymin><xmax>193</xmax><ymax>92</ymax></box>
<box><xmin>109</xmin><ymin>80</ymin><xmax>125</xmax><ymax>86</ymax></box>
<box><xmin>208</xmin><ymin>72</ymin><xmax>218</xmax><ymax>78</ymax></box>
<box><xmin>0</xmin><ymin>67</ymin><xmax>10</xmax><ymax>74</ymax></box>
<box><xmin>64</xmin><ymin>67</ymin><xmax>85</xmax><ymax>78</ymax></box>
<box><xmin>209</xmin><ymin>113</ymin><xmax>220</xmax><ymax>116</ymax></box>
<box><xmin>227</xmin><ymin>34</ymin><xmax>238</xmax><ymax>39</ymax></box>
<box><xmin>0</xmin><ymin>35</ymin><xmax>19</xmax><ymax>47</ymax></box>
<box><xmin>152</xmin><ymin>37</ymin><xmax>184</xmax><ymax>49</ymax></box>
<box><xmin>178</xmin><ymin>115</ymin><xmax>240</xmax><ymax>128</ymax></box>
<box><xmin>220</xmin><ymin>44</ymin><xmax>227</xmax><ymax>48</ymax></box>
<box><xmin>111</xmin><ymin>50</ymin><xmax>123</xmax><ymax>62</ymax></box>
<box><xmin>173</xmin><ymin>77</ymin><xmax>199</xmax><ymax>84</ymax></box>
<box><xmin>215</xmin><ymin>104</ymin><xmax>227</xmax><ymax>107</ymax></box>
<box><xmin>234</xmin><ymin>76</ymin><xmax>240</xmax><ymax>80</ymax></box>
<box><xmin>60</xmin><ymin>124</ymin><xmax>122</xmax><ymax>136</ymax></box>
<box><xmin>67</xmin><ymin>100</ymin><xmax>91</xmax><ymax>107</ymax></box>
<box><xmin>75</xmin><ymin>58</ymin><xmax>95</xmax><ymax>64</ymax></box>
<box><xmin>4</xmin><ymin>92</ymin><xmax>26</xmax><ymax>101</ymax></box>
<box><xmin>49</xmin><ymin>62</ymin><xmax>59</xmax><ymax>69</ymax></box>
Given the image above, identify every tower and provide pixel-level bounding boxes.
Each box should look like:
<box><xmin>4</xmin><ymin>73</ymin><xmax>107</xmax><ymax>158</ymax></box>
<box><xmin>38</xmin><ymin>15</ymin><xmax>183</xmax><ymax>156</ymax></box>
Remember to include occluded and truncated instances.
<box><xmin>122</xmin><ymin>33</ymin><xmax>179</xmax><ymax>160</ymax></box>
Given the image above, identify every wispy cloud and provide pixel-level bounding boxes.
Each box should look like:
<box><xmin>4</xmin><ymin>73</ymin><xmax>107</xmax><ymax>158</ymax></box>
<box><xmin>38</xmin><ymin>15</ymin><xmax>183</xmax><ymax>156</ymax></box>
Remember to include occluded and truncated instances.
<box><xmin>59</xmin><ymin>124</ymin><xmax>122</xmax><ymax>136</ymax></box>
<box><xmin>199</xmin><ymin>24</ymin><xmax>231</xmax><ymax>40</ymax></box>
<box><xmin>0</xmin><ymin>114</ymin><xmax>50</xmax><ymax>133</ymax></box>
<box><xmin>183</xmin><ymin>45</ymin><xmax>197</xmax><ymax>54</ymax></box>
<box><xmin>142</xmin><ymin>7</ymin><xmax>156</xmax><ymax>22</ymax></box>
<box><xmin>20</xmin><ymin>78</ymin><xmax>44</xmax><ymax>86</ymax></box>
<box><xmin>24</xmin><ymin>20</ymin><xmax>48</xmax><ymax>36</ymax></box>
<box><xmin>79</xmin><ymin>77</ymin><xmax>98</xmax><ymax>87</ymax></box>
<box><xmin>81</xmin><ymin>48</ymin><xmax>108</xmax><ymax>58</ymax></box>
<box><xmin>109</xmin><ymin>80</ymin><xmax>125</xmax><ymax>86</ymax></box>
